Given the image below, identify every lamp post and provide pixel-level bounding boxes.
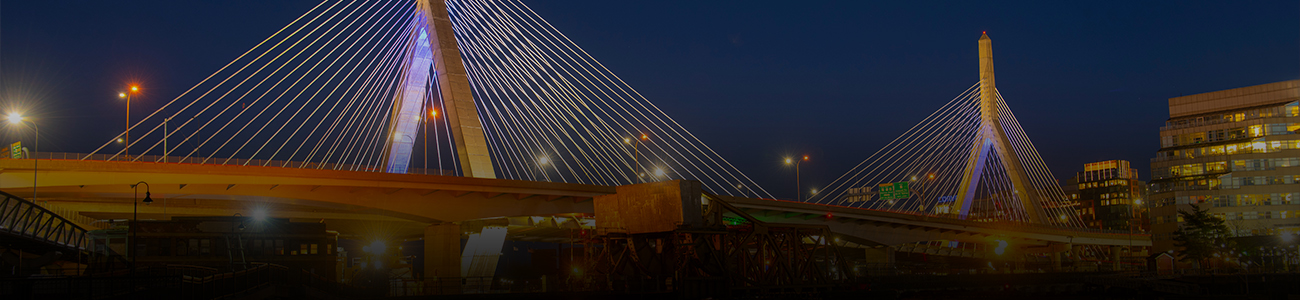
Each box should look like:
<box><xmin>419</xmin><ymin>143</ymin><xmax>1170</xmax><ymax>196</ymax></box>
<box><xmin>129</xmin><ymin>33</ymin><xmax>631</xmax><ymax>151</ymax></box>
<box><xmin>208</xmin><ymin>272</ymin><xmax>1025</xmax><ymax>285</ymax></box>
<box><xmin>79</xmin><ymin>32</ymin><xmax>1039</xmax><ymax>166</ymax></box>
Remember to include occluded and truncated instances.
<box><xmin>626</xmin><ymin>134</ymin><xmax>648</xmax><ymax>183</ymax></box>
<box><xmin>911</xmin><ymin>173</ymin><xmax>936</xmax><ymax>216</ymax></box>
<box><xmin>785</xmin><ymin>155</ymin><xmax>809</xmax><ymax>201</ymax></box>
<box><xmin>424</xmin><ymin>107</ymin><xmax>435</xmax><ymax>173</ymax></box>
<box><xmin>119</xmin><ymin>86</ymin><xmax>140</xmax><ymax>160</ymax></box>
<box><xmin>7</xmin><ymin>113</ymin><xmax>37</xmax><ymax>201</ymax></box>
<box><xmin>130</xmin><ymin>181</ymin><xmax>153</xmax><ymax>267</ymax></box>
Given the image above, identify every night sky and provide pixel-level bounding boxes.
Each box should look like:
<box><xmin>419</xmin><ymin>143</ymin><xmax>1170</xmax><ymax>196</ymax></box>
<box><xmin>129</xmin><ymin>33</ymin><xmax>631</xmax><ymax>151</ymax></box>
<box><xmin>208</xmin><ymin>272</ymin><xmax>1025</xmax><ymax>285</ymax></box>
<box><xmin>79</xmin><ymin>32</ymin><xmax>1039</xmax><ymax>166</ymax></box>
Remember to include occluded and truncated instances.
<box><xmin>2</xmin><ymin>1</ymin><xmax>1297</xmax><ymax>200</ymax></box>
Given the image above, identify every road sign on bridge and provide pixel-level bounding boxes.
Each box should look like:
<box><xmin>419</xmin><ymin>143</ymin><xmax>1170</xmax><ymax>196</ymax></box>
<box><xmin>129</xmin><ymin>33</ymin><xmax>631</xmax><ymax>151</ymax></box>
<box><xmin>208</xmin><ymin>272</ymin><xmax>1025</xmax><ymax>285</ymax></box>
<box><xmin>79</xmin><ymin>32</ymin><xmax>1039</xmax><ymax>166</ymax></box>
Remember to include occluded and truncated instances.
<box><xmin>879</xmin><ymin>181</ymin><xmax>910</xmax><ymax>200</ymax></box>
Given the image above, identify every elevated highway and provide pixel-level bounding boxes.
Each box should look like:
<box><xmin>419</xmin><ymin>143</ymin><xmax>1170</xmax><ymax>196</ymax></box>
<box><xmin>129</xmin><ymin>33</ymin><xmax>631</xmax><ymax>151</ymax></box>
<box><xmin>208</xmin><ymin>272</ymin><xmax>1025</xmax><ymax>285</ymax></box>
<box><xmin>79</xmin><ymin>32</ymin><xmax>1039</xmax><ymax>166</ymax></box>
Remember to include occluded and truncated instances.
<box><xmin>0</xmin><ymin>157</ymin><xmax>1148</xmax><ymax>269</ymax></box>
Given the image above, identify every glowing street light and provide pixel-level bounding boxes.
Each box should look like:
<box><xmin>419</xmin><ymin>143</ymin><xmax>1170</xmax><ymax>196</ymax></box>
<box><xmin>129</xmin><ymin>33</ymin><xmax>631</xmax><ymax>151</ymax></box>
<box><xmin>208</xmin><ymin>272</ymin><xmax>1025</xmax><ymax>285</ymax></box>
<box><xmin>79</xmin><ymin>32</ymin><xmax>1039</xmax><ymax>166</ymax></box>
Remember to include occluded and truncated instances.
<box><xmin>422</xmin><ymin>108</ymin><xmax>439</xmax><ymax>173</ymax></box>
<box><xmin>534</xmin><ymin>156</ymin><xmax>551</xmax><ymax>181</ymax></box>
<box><xmin>785</xmin><ymin>155</ymin><xmax>810</xmax><ymax>201</ymax></box>
<box><xmin>627</xmin><ymin>133</ymin><xmax>650</xmax><ymax>183</ymax></box>
<box><xmin>119</xmin><ymin>85</ymin><xmax>141</xmax><ymax>160</ymax></box>
<box><xmin>363</xmin><ymin>240</ymin><xmax>387</xmax><ymax>255</ymax></box>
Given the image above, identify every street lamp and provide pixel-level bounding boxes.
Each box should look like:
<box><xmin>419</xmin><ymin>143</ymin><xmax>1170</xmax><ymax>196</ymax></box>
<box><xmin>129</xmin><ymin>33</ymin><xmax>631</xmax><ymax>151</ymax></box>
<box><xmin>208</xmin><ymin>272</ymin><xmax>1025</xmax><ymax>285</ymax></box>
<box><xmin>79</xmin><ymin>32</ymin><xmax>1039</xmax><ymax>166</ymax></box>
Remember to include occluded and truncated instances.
<box><xmin>626</xmin><ymin>133</ymin><xmax>649</xmax><ymax>183</ymax></box>
<box><xmin>536</xmin><ymin>155</ymin><xmax>550</xmax><ymax>181</ymax></box>
<box><xmin>130</xmin><ymin>181</ymin><xmax>153</xmax><ymax>267</ymax></box>
<box><xmin>6</xmin><ymin>113</ymin><xmax>37</xmax><ymax>201</ymax></box>
<box><xmin>119</xmin><ymin>85</ymin><xmax>141</xmax><ymax>160</ymax></box>
<box><xmin>911</xmin><ymin>173</ymin><xmax>936</xmax><ymax>215</ymax></box>
<box><xmin>785</xmin><ymin>155</ymin><xmax>809</xmax><ymax>201</ymax></box>
<box><xmin>423</xmin><ymin>107</ymin><xmax>438</xmax><ymax>174</ymax></box>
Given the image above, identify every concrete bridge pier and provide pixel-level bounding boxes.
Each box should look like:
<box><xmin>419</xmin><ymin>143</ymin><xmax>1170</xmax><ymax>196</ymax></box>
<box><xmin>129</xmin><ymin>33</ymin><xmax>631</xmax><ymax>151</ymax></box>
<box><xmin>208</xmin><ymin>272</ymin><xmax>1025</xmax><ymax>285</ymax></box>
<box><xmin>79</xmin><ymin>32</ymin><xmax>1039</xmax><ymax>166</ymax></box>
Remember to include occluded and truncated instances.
<box><xmin>1051</xmin><ymin>243</ymin><xmax>1072</xmax><ymax>272</ymax></box>
<box><xmin>864</xmin><ymin>246</ymin><xmax>895</xmax><ymax>264</ymax></box>
<box><xmin>1110</xmin><ymin>246</ymin><xmax>1122</xmax><ymax>271</ymax></box>
<box><xmin>423</xmin><ymin>222</ymin><xmax>508</xmax><ymax>294</ymax></box>
<box><xmin>424</xmin><ymin>223</ymin><xmax>463</xmax><ymax>294</ymax></box>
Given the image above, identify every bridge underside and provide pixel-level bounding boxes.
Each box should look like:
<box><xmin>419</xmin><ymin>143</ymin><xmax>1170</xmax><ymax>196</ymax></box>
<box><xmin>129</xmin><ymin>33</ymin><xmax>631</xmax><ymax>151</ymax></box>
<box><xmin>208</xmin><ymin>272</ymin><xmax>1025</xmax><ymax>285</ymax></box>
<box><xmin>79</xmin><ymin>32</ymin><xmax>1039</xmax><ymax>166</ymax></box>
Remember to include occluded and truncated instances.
<box><xmin>0</xmin><ymin>159</ymin><xmax>609</xmax><ymax>239</ymax></box>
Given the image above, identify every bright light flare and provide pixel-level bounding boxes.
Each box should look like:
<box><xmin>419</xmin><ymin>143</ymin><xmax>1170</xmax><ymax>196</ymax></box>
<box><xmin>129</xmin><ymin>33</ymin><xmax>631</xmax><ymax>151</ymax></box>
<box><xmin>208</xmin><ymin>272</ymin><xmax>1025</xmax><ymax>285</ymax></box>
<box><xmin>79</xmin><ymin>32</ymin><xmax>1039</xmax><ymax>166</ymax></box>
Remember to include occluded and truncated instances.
<box><xmin>363</xmin><ymin>240</ymin><xmax>387</xmax><ymax>254</ymax></box>
<box><xmin>130</xmin><ymin>86</ymin><xmax>139</xmax><ymax>92</ymax></box>
<box><xmin>252</xmin><ymin>208</ymin><xmax>268</xmax><ymax>221</ymax></box>
<box><xmin>537</xmin><ymin>156</ymin><xmax>550</xmax><ymax>165</ymax></box>
<box><xmin>784</xmin><ymin>157</ymin><xmax>793</xmax><ymax>165</ymax></box>
<box><xmin>6</xmin><ymin>113</ymin><xmax>22</xmax><ymax>124</ymax></box>
<box><xmin>118</xmin><ymin>93</ymin><xmax>126</xmax><ymax>98</ymax></box>
<box><xmin>640</xmin><ymin>134</ymin><xmax>648</xmax><ymax>140</ymax></box>
<box><xmin>654</xmin><ymin>167</ymin><xmax>666</xmax><ymax>177</ymax></box>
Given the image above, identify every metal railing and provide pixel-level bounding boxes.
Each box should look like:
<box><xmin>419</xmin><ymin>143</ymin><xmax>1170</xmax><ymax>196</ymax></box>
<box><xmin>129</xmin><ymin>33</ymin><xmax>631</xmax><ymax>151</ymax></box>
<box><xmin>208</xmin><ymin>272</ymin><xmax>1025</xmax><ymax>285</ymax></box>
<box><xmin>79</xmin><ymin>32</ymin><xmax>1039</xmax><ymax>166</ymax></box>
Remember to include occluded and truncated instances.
<box><xmin>0</xmin><ymin>263</ymin><xmax>373</xmax><ymax>299</ymax></box>
<box><xmin>13</xmin><ymin>152</ymin><xmax>456</xmax><ymax>175</ymax></box>
<box><xmin>387</xmin><ymin>277</ymin><xmax>503</xmax><ymax>296</ymax></box>
<box><xmin>0</xmin><ymin>191</ymin><xmax>101</xmax><ymax>255</ymax></box>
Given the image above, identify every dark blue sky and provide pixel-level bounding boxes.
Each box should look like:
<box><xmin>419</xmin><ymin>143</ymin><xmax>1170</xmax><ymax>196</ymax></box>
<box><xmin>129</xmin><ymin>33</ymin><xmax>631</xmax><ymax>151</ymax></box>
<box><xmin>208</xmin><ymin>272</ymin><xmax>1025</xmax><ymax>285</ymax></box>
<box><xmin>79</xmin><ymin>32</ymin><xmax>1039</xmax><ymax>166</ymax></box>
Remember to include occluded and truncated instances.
<box><xmin>2</xmin><ymin>1</ymin><xmax>1297</xmax><ymax>199</ymax></box>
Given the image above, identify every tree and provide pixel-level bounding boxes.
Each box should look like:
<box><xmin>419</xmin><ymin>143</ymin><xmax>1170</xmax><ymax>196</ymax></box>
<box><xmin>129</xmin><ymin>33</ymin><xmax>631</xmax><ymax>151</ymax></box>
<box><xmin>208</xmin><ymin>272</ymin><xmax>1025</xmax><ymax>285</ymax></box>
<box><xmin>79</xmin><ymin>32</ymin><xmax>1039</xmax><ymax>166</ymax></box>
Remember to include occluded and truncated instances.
<box><xmin>1171</xmin><ymin>204</ymin><xmax>1232</xmax><ymax>267</ymax></box>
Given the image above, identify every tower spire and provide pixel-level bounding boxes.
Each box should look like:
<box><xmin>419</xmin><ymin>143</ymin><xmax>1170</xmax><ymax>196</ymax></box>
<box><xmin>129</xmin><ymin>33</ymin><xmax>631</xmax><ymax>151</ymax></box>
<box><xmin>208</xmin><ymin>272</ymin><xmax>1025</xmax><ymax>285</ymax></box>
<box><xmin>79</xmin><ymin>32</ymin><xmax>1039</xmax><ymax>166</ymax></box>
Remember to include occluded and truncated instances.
<box><xmin>953</xmin><ymin>33</ymin><xmax>1048</xmax><ymax>223</ymax></box>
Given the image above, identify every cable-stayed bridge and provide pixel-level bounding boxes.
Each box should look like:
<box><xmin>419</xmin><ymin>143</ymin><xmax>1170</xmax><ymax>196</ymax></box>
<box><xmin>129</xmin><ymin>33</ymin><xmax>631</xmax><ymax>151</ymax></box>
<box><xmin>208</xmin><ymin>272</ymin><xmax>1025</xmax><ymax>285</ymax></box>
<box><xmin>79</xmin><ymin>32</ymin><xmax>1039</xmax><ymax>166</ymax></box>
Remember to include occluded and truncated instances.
<box><xmin>2</xmin><ymin>0</ymin><xmax>1147</xmax><ymax>291</ymax></box>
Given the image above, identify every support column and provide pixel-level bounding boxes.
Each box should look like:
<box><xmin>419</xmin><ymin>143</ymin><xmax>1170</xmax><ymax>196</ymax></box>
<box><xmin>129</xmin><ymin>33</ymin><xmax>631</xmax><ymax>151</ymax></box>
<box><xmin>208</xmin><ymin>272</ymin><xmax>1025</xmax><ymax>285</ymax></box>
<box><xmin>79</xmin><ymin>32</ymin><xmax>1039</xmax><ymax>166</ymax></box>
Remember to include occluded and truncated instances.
<box><xmin>1111</xmin><ymin>246</ymin><xmax>1122</xmax><ymax>271</ymax></box>
<box><xmin>864</xmin><ymin>246</ymin><xmax>895</xmax><ymax>264</ymax></box>
<box><xmin>1051</xmin><ymin>251</ymin><xmax>1062</xmax><ymax>272</ymax></box>
<box><xmin>425</xmin><ymin>223</ymin><xmax>461</xmax><ymax>294</ymax></box>
<box><xmin>953</xmin><ymin>33</ymin><xmax>1046</xmax><ymax>223</ymax></box>
<box><xmin>383</xmin><ymin>8</ymin><xmax>435</xmax><ymax>174</ymax></box>
<box><xmin>419</xmin><ymin>0</ymin><xmax>496</xmax><ymax>178</ymax></box>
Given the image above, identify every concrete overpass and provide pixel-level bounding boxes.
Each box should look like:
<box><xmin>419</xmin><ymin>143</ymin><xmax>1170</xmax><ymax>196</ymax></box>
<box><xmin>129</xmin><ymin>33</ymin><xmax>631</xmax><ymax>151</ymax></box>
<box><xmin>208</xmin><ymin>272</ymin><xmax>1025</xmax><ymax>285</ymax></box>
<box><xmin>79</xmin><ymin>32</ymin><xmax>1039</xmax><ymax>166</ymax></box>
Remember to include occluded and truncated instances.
<box><xmin>0</xmin><ymin>157</ymin><xmax>1150</xmax><ymax>275</ymax></box>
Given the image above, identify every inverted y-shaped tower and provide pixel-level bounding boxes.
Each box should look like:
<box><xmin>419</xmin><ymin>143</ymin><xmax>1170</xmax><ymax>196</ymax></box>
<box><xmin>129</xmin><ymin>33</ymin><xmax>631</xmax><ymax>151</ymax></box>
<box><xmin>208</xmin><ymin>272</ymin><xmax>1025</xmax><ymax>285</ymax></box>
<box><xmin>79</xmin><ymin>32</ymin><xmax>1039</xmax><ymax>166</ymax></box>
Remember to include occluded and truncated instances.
<box><xmin>385</xmin><ymin>0</ymin><xmax>496</xmax><ymax>178</ymax></box>
<box><xmin>952</xmin><ymin>33</ymin><xmax>1046</xmax><ymax>223</ymax></box>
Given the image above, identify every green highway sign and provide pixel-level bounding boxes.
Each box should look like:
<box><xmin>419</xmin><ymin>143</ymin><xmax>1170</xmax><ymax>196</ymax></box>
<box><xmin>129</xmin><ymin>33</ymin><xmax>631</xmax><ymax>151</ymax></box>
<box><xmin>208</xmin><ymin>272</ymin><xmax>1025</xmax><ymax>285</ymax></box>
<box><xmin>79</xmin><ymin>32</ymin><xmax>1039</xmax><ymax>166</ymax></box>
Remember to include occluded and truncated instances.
<box><xmin>10</xmin><ymin>142</ymin><xmax>20</xmax><ymax>159</ymax></box>
<box><xmin>878</xmin><ymin>181</ymin><xmax>910</xmax><ymax>200</ymax></box>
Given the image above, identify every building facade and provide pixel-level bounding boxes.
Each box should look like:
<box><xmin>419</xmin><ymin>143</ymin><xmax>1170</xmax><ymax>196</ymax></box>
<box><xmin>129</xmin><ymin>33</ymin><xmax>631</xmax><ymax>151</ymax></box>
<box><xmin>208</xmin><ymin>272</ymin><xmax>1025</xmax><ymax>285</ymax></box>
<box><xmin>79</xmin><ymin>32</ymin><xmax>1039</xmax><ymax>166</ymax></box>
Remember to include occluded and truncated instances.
<box><xmin>1150</xmin><ymin>80</ymin><xmax>1300</xmax><ymax>253</ymax></box>
<box><xmin>1064</xmin><ymin>160</ymin><xmax>1149</xmax><ymax>232</ymax></box>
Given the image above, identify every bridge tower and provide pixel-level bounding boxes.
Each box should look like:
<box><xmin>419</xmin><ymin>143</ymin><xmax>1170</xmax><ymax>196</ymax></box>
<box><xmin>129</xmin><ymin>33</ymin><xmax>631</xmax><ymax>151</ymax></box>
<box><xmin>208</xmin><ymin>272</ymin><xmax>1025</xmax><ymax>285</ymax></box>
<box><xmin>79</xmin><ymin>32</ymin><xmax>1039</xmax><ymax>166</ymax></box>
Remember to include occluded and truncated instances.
<box><xmin>384</xmin><ymin>0</ymin><xmax>496</xmax><ymax>179</ymax></box>
<box><xmin>952</xmin><ymin>33</ymin><xmax>1047</xmax><ymax>223</ymax></box>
